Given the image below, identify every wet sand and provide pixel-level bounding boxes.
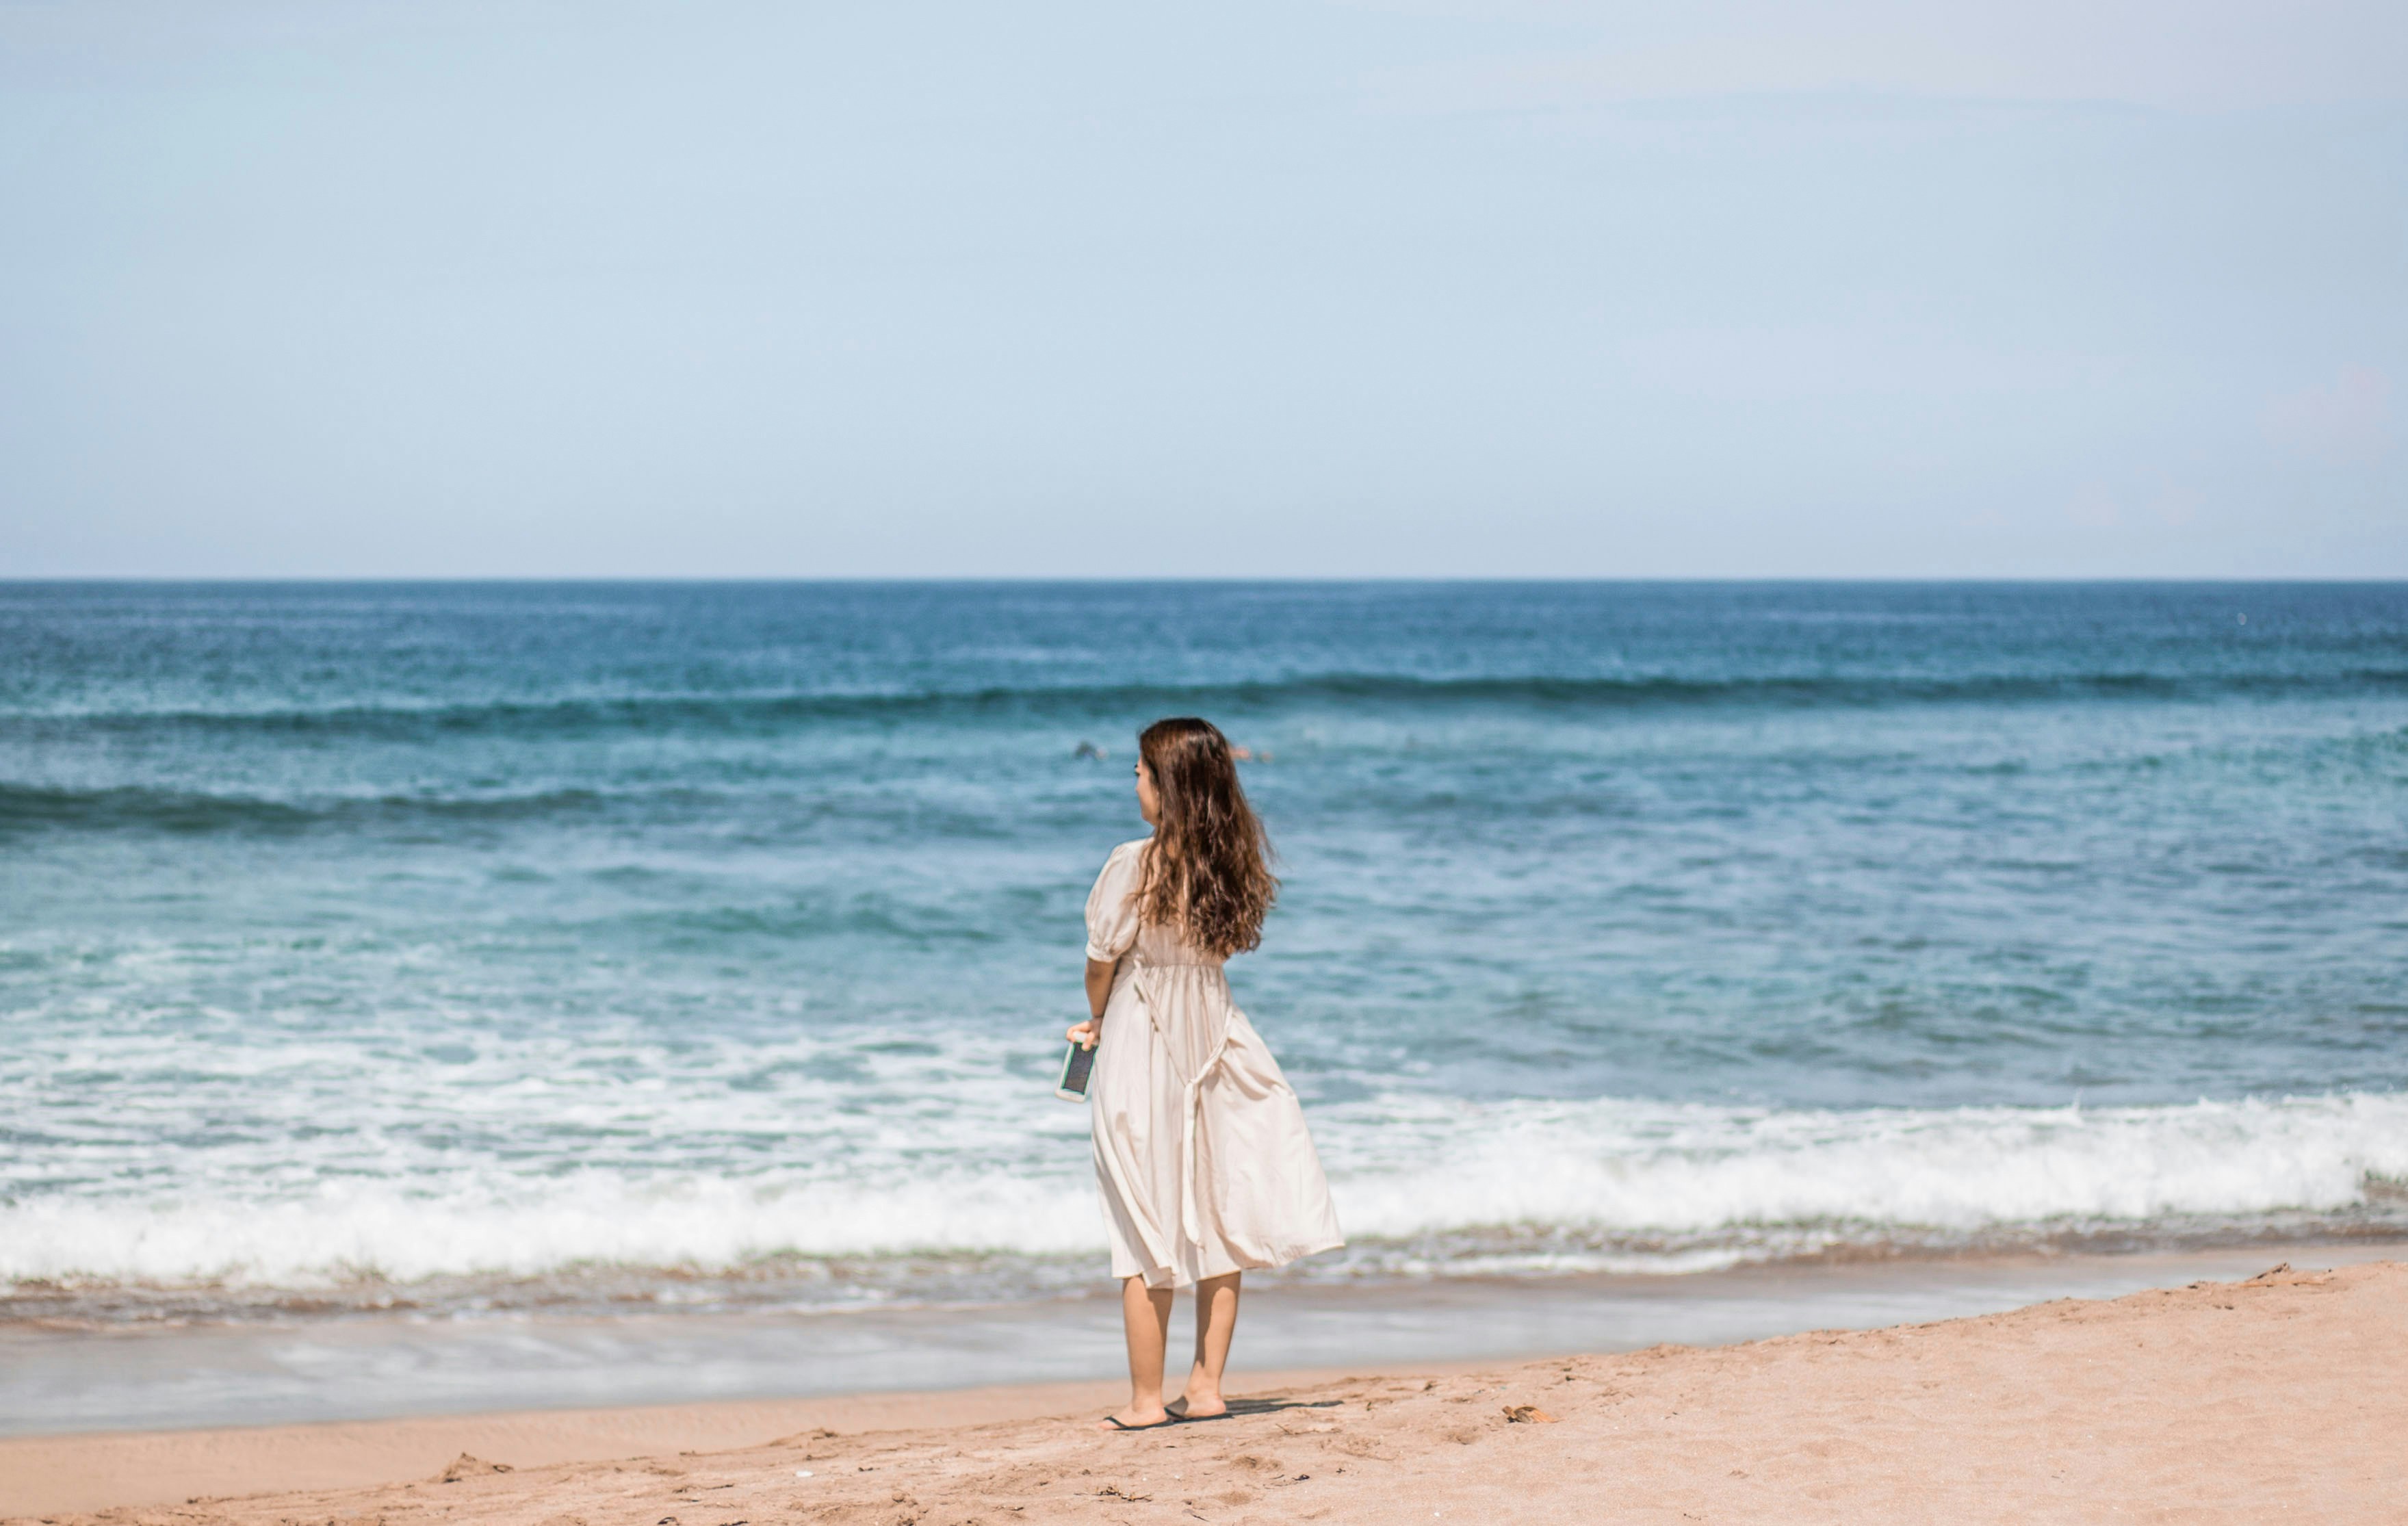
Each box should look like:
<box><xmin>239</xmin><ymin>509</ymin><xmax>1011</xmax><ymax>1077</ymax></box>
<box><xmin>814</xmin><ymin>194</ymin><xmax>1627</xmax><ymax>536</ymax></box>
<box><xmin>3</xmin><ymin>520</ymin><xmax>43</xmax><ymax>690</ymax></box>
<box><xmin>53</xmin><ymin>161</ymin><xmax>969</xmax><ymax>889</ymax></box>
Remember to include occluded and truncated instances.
<box><xmin>13</xmin><ymin>1243</ymin><xmax>2392</xmax><ymax>1439</ymax></box>
<box><xmin>6</xmin><ymin>1259</ymin><xmax>2398</xmax><ymax>1524</ymax></box>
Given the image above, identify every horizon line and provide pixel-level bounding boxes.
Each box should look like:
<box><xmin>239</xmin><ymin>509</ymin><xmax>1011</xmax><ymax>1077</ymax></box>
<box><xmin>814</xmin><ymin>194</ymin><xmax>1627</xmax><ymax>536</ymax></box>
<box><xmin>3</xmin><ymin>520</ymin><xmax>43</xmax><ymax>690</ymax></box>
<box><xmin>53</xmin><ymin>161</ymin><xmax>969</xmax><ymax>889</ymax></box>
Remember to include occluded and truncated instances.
<box><xmin>5</xmin><ymin>573</ymin><xmax>2404</xmax><ymax>587</ymax></box>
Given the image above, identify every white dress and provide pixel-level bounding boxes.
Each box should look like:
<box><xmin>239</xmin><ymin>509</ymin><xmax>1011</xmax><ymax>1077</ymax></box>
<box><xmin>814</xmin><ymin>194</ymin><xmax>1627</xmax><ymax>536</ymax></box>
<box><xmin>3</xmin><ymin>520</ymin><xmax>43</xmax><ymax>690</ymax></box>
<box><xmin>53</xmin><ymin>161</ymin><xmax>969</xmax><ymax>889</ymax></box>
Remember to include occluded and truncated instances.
<box><xmin>1084</xmin><ymin>838</ymin><xmax>1344</xmax><ymax>1289</ymax></box>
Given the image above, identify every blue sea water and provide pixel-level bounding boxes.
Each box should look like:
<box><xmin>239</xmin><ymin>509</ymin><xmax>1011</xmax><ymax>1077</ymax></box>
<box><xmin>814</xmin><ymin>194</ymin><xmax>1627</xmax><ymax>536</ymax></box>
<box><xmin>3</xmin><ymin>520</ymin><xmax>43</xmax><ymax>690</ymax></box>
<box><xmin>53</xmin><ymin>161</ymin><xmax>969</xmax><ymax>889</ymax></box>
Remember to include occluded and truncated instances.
<box><xmin>3</xmin><ymin>581</ymin><xmax>2405</xmax><ymax>1325</ymax></box>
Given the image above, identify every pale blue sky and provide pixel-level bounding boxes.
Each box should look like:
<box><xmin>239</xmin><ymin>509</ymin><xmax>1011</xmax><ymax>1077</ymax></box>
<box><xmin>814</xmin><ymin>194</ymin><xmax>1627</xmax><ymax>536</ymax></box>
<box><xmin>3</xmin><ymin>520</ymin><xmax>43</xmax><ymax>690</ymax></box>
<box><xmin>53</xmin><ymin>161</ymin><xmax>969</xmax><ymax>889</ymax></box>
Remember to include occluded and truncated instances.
<box><xmin>3</xmin><ymin>1</ymin><xmax>2403</xmax><ymax>576</ymax></box>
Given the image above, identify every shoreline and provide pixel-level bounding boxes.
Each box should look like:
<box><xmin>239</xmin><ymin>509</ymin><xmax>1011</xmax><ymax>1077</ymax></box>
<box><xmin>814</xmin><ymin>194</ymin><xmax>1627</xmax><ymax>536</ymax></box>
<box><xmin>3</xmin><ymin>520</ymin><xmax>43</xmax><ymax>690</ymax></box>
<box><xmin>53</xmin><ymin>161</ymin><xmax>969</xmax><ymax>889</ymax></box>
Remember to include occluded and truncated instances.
<box><xmin>5</xmin><ymin>1239</ymin><xmax>2398</xmax><ymax>1443</ymax></box>
<box><xmin>8</xmin><ymin>1250</ymin><xmax>2401</xmax><ymax>1520</ymax></box>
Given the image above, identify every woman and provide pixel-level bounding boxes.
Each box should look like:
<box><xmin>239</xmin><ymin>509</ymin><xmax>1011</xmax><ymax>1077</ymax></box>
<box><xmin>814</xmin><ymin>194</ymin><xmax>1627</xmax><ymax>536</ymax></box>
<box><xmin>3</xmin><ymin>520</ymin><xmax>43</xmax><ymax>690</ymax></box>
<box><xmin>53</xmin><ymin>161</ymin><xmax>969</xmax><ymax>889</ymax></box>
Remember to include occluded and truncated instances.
<box><xmin>1066</xmin><ymin>717</ymin><xmax>1344</xmax><ymax>1432</ymax></box>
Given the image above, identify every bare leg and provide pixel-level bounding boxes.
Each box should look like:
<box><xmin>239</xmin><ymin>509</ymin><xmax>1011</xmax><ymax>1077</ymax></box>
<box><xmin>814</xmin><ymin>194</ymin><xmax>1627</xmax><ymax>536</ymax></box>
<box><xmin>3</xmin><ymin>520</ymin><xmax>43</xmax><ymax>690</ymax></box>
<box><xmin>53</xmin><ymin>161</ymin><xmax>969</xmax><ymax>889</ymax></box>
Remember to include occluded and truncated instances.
<box><xmin>1100</xmin><ymin>1275</ymin><xmax>1175</xmax><ymax>1429</ymax></box>
<box><xmin>1174</xmin><ymin>1271</ymin><xmax>1241</xmax><ymax>1419</ymax></box>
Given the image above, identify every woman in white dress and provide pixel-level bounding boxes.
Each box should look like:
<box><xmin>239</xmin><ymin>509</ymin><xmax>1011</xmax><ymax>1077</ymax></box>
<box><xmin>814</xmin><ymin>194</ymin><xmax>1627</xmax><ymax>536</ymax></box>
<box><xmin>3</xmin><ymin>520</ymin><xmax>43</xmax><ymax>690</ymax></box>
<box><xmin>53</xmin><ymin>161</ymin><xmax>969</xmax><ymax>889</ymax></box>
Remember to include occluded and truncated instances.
<box><xmin>1065</xmin><ymin>717</ymin><xmax>1344</xmax><ymax>1432</ymax></box>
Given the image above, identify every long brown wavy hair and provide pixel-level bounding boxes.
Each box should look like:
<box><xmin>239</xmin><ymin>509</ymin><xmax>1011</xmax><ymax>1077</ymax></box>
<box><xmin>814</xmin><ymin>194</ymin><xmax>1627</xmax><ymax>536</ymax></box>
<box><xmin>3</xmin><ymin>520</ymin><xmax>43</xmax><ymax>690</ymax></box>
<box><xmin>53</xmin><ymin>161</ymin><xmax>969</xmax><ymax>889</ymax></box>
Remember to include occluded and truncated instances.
<box><xmin>1136</xmin><ymin>717</ymin><xmax>1277</xmax><ymax>959</ymax></box>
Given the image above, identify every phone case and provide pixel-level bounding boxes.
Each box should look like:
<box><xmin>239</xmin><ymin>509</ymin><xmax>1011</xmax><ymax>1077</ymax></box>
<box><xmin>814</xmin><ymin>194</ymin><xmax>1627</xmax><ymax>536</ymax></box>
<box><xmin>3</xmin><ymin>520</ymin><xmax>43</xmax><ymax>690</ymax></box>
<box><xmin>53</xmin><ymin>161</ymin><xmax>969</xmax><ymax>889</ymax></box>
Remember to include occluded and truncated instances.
<box><xmin>1056</xmin><ymin>1037</ymin><xmax>1097</xmax><ymax>1101</ymax></box>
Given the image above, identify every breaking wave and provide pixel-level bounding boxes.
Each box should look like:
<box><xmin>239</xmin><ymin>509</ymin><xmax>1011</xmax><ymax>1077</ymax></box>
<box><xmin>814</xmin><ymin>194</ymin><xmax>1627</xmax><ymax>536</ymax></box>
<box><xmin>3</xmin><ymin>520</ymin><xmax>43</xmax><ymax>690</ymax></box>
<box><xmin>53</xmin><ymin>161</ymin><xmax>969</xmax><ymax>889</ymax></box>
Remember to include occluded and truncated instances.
<box><xmin>7</xmin><ymin>1091</ymin><xmax>2401</xmax><ymax>1307</ymax></box>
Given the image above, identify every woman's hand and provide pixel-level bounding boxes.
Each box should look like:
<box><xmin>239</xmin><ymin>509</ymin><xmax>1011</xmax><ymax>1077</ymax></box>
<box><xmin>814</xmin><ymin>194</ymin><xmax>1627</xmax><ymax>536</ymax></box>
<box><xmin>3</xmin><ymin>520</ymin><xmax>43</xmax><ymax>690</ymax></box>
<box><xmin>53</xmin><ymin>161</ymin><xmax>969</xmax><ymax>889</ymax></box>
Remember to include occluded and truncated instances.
<box><xmin>1067</xmin><ymin>1018</ymin><xmax>1100</xmax><ymax>1050</ymax></box>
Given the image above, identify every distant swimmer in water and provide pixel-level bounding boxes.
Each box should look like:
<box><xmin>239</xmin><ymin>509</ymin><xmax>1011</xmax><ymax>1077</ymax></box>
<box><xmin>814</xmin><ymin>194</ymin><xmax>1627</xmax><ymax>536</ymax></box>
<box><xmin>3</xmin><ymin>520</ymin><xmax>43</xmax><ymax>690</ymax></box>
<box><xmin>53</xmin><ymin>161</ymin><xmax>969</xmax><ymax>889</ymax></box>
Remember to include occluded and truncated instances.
<box><xmin>1089</xmin><ymin>738</ymin><xmax>1269</xmax><ymax>763</ymax></box>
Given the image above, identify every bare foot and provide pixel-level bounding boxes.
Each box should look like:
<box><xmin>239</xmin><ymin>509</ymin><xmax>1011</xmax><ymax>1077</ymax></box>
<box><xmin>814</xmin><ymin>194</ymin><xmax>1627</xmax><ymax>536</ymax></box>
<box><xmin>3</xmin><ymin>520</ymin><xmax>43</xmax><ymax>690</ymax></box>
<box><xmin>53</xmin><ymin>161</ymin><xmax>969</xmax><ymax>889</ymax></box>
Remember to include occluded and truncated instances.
<box><xmin>1167</xmin><ymin>1393</ymin><xmax>1228</xmax><ymax>1420</ymax></box>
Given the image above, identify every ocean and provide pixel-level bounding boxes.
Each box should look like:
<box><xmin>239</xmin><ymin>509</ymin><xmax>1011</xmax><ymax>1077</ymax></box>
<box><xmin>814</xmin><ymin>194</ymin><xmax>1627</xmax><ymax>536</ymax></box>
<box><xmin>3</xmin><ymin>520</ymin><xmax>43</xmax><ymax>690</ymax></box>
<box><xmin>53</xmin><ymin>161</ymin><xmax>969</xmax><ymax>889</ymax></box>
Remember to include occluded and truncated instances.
<box><xmin>4</xmin><ymin>581</ymin><xmax>2405</xmax><ymax>1350</ymax></box>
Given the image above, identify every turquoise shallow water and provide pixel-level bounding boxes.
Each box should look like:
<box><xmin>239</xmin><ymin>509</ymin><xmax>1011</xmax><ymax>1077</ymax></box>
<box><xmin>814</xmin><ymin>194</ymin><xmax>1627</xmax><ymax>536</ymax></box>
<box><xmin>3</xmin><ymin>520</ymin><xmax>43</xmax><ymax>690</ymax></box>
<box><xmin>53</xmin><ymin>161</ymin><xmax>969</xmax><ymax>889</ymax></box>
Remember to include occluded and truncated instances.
<box><xmin>3</xmin><ymin>581</ymin><xmax>2405</xmax><ymax>1323</ymax></box>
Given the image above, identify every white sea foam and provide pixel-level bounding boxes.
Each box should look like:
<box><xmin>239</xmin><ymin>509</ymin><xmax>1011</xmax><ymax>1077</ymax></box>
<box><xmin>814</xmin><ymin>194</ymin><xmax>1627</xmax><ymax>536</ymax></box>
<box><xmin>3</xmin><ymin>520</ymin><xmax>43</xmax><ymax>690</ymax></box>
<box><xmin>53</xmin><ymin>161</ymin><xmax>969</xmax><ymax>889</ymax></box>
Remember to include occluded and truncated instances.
<box><xmin>0</xmin><ymin>1171</ymin><xmax>1105</xmax><ymax>1289</ymax></box>
<box><xmin>1325</xmin><ymin>1090</ymin><xmax>2408</xmax><ymax>1239</ymax></box>
<box><xmin>5</xmin><ymin>1090</ymin><xmax>2402</xmax><ymax>1292</ymax></box>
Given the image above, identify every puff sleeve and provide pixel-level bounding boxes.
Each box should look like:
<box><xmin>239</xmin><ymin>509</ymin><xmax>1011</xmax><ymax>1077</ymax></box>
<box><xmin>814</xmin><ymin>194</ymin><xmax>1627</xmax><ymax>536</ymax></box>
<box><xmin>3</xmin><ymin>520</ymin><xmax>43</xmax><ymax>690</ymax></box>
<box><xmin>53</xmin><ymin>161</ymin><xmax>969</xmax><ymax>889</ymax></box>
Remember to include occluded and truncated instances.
<box><xmin>1083</xmin><ymin>840</ymin><xmax>1148</xmax><ymax>964</ymax></box>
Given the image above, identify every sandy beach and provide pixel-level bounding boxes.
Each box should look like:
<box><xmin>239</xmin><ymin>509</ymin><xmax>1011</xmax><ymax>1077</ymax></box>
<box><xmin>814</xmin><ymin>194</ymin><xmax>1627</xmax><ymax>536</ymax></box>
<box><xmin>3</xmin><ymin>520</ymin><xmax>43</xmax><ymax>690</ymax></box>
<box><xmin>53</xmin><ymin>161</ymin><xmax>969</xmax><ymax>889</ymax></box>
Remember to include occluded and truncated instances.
<box><xmin>8</xmin><ymin>1258</ymin><xmax>2397</xmax><ymax>1525</ymax></box>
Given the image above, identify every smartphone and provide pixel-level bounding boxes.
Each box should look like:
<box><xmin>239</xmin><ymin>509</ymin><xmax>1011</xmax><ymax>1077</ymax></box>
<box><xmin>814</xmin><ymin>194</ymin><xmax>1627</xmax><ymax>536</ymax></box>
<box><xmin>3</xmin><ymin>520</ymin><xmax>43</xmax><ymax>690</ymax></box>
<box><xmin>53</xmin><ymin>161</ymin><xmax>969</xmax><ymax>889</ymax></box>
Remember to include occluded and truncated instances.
<box><xmin>1056</xmin><ymin>1037</ymin><xmax>1097</xmax><ymax>1101</ymax></box>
